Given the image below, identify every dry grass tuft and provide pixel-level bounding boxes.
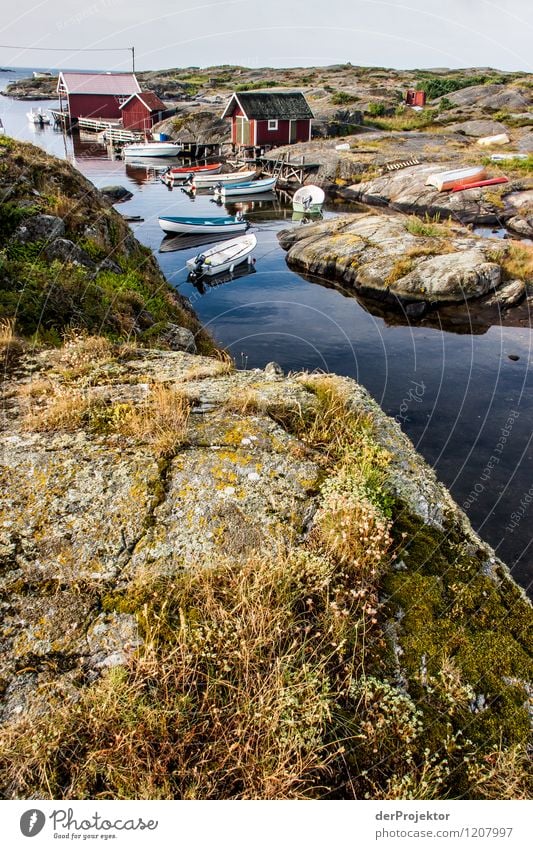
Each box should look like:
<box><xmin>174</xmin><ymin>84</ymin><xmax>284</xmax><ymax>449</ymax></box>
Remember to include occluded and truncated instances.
<box><xmin>385</xmin><ymin>257</ymin><xmax>414</xmax><ymax>285</ymax></box>
<box><xmin>0</xmin><ymin>318</ymin><xmax>24</xmax><ymax>373</ymax></box>
<box><xmin>23</xmin><ymin>382</ymin><xmax>190</xmax><ymax>456</ymax></box>
<box><xmin>496</xmin><ymin>242</ymin><xmax>533</xmax><ymax>285</ymax></box>
<box><xmin>116</xmin><ymin>384</ymin><xmax>190</xmax><ymax>457</ymax></box>
<box><xmin>224</xmin><ymin>389</ymin><xmax>264</xmax><ymax>415</ymax></box>
<box><xmin>0</xmin><ymin>550</ymin><xmax>349</xmax><ymax>799</ymax></box>
<box><xmin>405</xmin><ymin>214</ymin><xmax>453</xmax><ymax>238</ymax></box>
<box><xmin>24</xmin><ymin>388</ymin><xmax>95</xmax><ymax>432</ymax></box>
<box><xmin>465</xmin><ymin>745</ymin><xmax>532</xmax><ymax>800</ymax></box>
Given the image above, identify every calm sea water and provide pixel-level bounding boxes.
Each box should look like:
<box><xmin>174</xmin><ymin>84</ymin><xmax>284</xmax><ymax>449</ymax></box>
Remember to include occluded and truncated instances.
<box><xmin>1</xmin><ymin>69</ymin><xmax>532</xmax><ymax>592</ymax></box>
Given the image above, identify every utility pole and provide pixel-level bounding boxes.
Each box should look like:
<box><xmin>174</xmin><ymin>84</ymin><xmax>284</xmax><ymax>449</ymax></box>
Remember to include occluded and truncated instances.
<box><xmin>132</xmin><ymin>46</ymin><xmax>135</xmax><ymax>73</ymax></box>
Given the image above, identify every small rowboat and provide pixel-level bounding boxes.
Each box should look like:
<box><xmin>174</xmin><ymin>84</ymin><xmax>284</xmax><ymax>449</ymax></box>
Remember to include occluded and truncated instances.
<box><xmin>425</xmin><ymin>166</ymin><xmax>486</xmax><ymax>192</ymax></box>
<box><xmin>167</xmin><ymin>163</ymin><xmax>222</xmax><ymax>178</ymax></box>
<box><xmin>123</xmin><ymin>141</ymin><xmax>182</xmax><ymax>158</ymax></box>
<box><xmin>186</xmin><ymin>234</ymin><xmax>257</xmax><ymax>278</ymax></box>
<box><xmin>214</xmin><ymin>176</ymin><xmax>277</xmax><ymax>198</ymax></box>
<box><xmin>451</xmin><ymin>176</ymin><xmax>509</xmax><ymax>193</ymax></box>
<box><xmin>158</xmin><ymin>214</ymin><xmax>249</xmax><ymax>235</ymax></box>
<box><xmin>192</xmin><ymin>169</ymin><xmax>258</xmax><ymax>188</ymax></box>
<box><xmin>292</xmin><ymin>185</ymin><xmax>325</xmax><ymax>213</ymax></box>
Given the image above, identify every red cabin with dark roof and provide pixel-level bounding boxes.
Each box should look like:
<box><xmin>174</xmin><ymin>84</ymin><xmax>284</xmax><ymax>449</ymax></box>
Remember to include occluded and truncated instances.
<box><xmin>221</xmin><ymin>90</ymin><xmax>313</xmax><ymax>148</ymax></box>
<box><xmin>57</xmin><ymin>71</ymin><xmax>141</xmax><ymax>122</ymax></box>
<box><xmin>119</xmin><ymin>91</ymin><xmax>167</xmax><ymax>131</ymax></box>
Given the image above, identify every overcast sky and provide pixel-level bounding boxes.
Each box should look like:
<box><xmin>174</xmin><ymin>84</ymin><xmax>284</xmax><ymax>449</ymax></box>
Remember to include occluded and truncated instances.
<box><xmin>1</xmin><ymin>0</ymin><xmax>531</xmax><ymax>72</ymax></box>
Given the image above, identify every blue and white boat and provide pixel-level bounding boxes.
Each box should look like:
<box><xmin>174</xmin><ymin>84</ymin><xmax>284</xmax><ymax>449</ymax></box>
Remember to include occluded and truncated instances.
<box><xmin>158</xmin><ymin>214</ymin><xmax>249</xmax><ymax>235</ymax></box>
<box><xmin>214</xmin><ymin>176</ymin><xmax>277</xmax><ymax>198</ymax></box>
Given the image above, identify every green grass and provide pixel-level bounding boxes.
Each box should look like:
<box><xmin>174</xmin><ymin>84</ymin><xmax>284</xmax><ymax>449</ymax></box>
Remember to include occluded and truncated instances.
<box><xmin>482</xmin><ymin>154</ymin><xmax>533</xmax><ymax>176</ymax></box>
<box><xmin>365</xmin><ymin>109</ymin><xmax>439</xmax><ymax>131</ymax></box>
<box><xmin>330</xmin><ymin>91</ymin><xmax>359</xmax><ymax>105</ymax></box>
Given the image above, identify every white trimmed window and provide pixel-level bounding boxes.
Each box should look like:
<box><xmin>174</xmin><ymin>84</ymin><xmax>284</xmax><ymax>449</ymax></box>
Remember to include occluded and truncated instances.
<box><xmin>267</xmin><ymin>119</ymin><xmax>278</xmax><ymax>131</ymax></box>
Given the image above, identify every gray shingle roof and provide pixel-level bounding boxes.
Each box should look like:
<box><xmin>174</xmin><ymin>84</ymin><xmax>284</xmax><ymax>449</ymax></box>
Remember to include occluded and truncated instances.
<box><xmin>222</xmin><ymin>91</ymin><xmax>314</xmax><ymax>121</ymax></box>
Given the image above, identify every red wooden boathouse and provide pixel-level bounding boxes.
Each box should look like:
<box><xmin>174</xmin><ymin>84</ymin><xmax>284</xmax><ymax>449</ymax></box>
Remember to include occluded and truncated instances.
<box><xmin>119</xmin><ymin>91</ymin><xmax>167</xmax><ymax>132</ymax></box>
<box><xmin>222</xmin><ymin>90</ymin><xmax>313</xmax><ymax>148</ymax></box>
<box><xmin>57</xmin><ymin>72</ymin><xmax>141</xmax><ymax>123</ymax></box>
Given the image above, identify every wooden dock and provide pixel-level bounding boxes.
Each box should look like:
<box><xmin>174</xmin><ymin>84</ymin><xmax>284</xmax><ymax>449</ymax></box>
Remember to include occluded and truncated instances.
<box><xmin>175</xmin><ymin>139</ymin><xmax>225</xmax><ymax>159</ymax></box>
<box><xmin>259</xmin><ymin>151</ymin><xmax>320</xmax><ymax>185</ymax></box>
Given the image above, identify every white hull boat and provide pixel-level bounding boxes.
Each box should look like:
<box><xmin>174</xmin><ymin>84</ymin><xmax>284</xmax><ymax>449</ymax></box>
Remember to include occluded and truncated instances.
<box><xmin>186</xmin><ymin>234</ymin><xmax>257</xmax><ymax>278</ymax></box>
<box><xmin>123</xmin><ymin>142</ymin><xmax>182</xmax><ymax>158</ymax></box>
<box><xmin>425</xmin><ymin>166</ymin><xmax>486</xmax><ymax>192</ymax></box>
<box><xmin>477</xmin><ymin>134</ymin><xmax>510</xmax><ymax>147</ymax></box>
<box><xmin>26</xmin><ymin>108</ymin><xmax>50</xmax><ymax>125</ymax></box>
<box><xmin>490</xmin><ymin>153</ymin><xmax>528</xmax><ymax>161</ymax></box>
<box><xmin>292</xmin><ymin>184</ymin><xmax>325</xmax><ymax>213</ymax></box>
<box><xmin>214</xmin><ymin>176</ymin><xmax>277</xmax><ymax>197</ymax></box>
<box><xmin>191</xmin><ymin>169</ymin><xmax>257</xmax><ymax>188</ymax></box>
<box><xmin>158</xmin><ymin>214</ymin><xmax>249</xmax><ymax>235</ymax></box>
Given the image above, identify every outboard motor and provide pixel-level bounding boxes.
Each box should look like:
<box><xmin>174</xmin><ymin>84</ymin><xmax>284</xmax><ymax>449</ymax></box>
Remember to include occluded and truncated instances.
<box><xmin>190</xmin><ymin>253</ymin><xmax>206</xmax><ymax>280</ymax></box>
<box><xmin>302</xmin><ymin>195</ymin><xmax>313</xmax><ymax>211</ymax></box>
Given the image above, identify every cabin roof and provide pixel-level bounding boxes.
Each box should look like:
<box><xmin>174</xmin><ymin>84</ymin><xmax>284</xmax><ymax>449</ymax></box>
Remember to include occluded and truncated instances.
<box><xmin>222</xmin><ymin>90</ymin><xmax>314</xmax><ymax>121</ymax></box>
<box><xmin>119</xmin><ymin>91</ymin><xmax>166</xmax><ymax>112</ymax></box>
<box><xmin>57</xmin><ymin>72</ymin><xmax>141</xmax><ymax>96</ymax></box>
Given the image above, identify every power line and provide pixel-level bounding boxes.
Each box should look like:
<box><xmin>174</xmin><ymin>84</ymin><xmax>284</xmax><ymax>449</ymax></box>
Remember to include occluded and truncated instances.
<box><xmin>0</xmin><ymin>45</ymin><xmax>132</xmax><ymax>52</ymax></box>
<box><xmin>0</xmin><ymin>44</ymin><xmax>135</xmax><ymax>71</ymax></box>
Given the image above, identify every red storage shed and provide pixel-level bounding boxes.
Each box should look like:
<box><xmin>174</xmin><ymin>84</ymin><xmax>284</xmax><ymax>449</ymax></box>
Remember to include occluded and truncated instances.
<box><xmin>119</xmin><ymin>91</ymin><xmax>167</xmax><ymax>132</ymax></box>
<box><xmin>406</xmin><ymin>89</ymin><xmax>426</xmax><ymax>107</ymax></box>
<box><xmin>57</xmin><ymin>72</ymin><xmax>141</xmax><ymax>123</ymax></box>
<box><xmin>222</xmin><ymin>90</ymin><xmax>313</xmax><ymax>148</ymax></box>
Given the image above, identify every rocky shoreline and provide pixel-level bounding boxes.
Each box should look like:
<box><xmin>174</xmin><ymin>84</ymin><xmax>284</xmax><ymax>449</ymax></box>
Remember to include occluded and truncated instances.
<box><xmin>278</xmin><ymin>212</ymin><xmax>532</xmax><ymax>320</ymax></box>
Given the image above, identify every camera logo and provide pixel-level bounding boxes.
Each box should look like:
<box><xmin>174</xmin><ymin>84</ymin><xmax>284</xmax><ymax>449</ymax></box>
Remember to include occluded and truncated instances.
<box><xmin>20</xmin><ymin>810</ymin><xmax>46</xmax><ymax>837</ymax></box>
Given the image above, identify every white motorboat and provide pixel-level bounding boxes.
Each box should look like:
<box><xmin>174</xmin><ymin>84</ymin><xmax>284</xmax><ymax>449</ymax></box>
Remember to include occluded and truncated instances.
<box><xmin>186</xmin><ymin>234</ymin><xmax>257</xmax><ymax>278</ymax></box>
<box><xmin>158</xmin><ymin>214</ymin><xmax>249</xmax><ymax>236</ymax></box>
<box><xmin>292</xmin><ymin>184</ymin><xmax>325</xmax><ymax>213</ymax></box>
<box><xmin>190</xmin><ymin>169</ymin><xmax>257</xmax><ymax>188</ymax></box>
<box><xmin>26</xmin><ymin>108</ymin><xmax>50</xmax><ymax>125</ymax></box>
<box><xmin>123</xmin><ymin>141</ymin><xmax>182</xmax><ymax>158</ymax></box>
<box><xmin>425</xmin><ymin>166</ymin><xmax>486</xmax><ymax>192</ymax></box>
<box><xmin>214</xmin><ymin>176</ymin><xmax>277</xmax><ymax>198</ymax></box>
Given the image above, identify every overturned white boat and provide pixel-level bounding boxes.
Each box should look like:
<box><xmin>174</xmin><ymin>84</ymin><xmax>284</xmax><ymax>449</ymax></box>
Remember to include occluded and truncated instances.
<box><xmin>186</xmin><ymin>234</ymin><xmax>257</xmax><ymax>278</ymax></box>
<box><xmin>425</xmin><ymin>166</ymin><xmax>486</xmax><ymax>192</ymax></box>
<box><xmin>292</xmin><ymin>184</ymin><xmax>325</xmax><ymax>213</ymax></box>
<box><xmin>123</xmin><ymin>141</ymin><xmax>181</xmax><ymax>158</ymax></box>
<box><xmin>477</xmin><ymin>133</ymin><xmax>510</xmax><ymax>147</ymax></box>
